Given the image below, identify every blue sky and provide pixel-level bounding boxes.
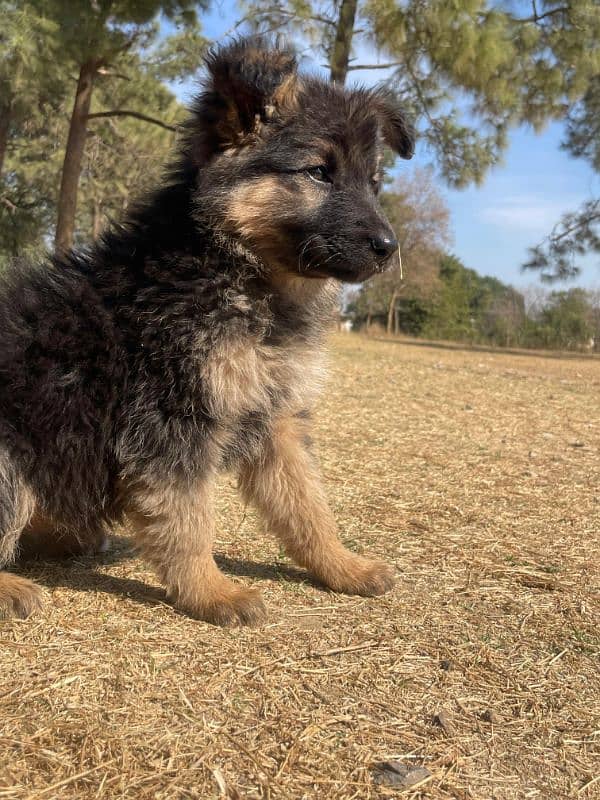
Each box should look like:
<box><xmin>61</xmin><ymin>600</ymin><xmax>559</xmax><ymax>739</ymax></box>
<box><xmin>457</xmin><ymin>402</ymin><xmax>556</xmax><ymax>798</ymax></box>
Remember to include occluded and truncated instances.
<box><xmin>169</xmin><ymin>3</ymin><xmax>599</xmax><ymax>291</ymax></box>
<box><xmin>437</xmin><ymin>124</ymin><xmax>599</xmax><ymax>290</ymax></box>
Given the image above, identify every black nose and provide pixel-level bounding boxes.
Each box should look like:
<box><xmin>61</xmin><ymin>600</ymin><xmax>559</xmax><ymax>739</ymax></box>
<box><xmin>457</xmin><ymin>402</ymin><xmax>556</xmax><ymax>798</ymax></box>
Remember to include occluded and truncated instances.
<box><xmin>370</xmin><ymin>234</ymin><xmax>398</xmax><ymax>262</ymax></box>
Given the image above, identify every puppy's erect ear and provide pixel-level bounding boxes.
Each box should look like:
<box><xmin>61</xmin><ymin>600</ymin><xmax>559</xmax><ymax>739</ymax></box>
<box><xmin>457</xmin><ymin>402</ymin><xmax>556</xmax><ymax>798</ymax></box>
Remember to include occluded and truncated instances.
<box><xmin>189</xmin><ymin>38</ymin><xmax>299</xmax><ymax>161</ymax></box>
<box><xmin>373</xmin><ymin>90</ymin><xmax>416</xmax><ymax>160</ymax></box>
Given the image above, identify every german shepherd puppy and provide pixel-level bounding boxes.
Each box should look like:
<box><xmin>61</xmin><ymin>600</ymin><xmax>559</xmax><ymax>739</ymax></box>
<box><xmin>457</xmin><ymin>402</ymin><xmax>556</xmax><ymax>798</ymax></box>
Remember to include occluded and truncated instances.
<box><xmin>0</xmin><ymin>39</ymin><xmax>414</xmax><ymax>625</ymax></box>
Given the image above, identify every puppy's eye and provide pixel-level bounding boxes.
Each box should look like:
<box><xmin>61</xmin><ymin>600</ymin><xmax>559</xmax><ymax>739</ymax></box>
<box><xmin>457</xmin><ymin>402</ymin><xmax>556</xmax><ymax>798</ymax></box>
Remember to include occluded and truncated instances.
<box><xmin>306</xmin><ymin>166</ymin><xmax>332</xmax><ymax>184</ymax></box>
<box><xmin>371</xmin><ymin>176</ymin><xmax>381</xmax><ymax>194</ymax></box>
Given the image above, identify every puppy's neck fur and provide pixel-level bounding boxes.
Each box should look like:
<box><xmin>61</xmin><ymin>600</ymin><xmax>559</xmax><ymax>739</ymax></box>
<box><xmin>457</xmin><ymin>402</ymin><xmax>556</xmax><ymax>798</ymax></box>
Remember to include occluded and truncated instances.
<box><xmin>208</xmin><ymin>226</ymin><xmax>337</xmax><ymax>308</ymax></box>
<box><xmin>267</xmin><ymin>263</ymin><xmax>335</xmax><ymax>305</ymax></box>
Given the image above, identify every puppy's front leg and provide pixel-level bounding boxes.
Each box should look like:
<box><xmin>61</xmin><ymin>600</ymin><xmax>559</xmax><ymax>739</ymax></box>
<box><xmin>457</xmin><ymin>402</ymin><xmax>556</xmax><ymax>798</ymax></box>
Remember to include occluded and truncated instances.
<box><xmin>239</xmin><ymin>414</ymin><xmax>395</xmax><ymax>596</ymax></box>
<box><xmin>127</xmin><ymin>476</ymin><xmax>266</xmax><ymax>626</ymax></box>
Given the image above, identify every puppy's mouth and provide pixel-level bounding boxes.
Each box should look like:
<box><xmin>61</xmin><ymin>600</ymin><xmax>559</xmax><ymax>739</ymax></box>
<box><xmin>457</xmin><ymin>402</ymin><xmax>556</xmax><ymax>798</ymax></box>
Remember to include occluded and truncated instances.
<box><xmin>298</xmin><ymin>237</ymin><xmax>399</xmax><ymax>283</ymax></box>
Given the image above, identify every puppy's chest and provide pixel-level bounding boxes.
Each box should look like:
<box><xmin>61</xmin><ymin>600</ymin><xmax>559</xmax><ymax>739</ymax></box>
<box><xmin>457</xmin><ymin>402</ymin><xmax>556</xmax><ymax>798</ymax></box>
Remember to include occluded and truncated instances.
<box><xmin>200</xmin><ymin>336</ymin><xmax>325</xmax><ymax>421</ymax></box>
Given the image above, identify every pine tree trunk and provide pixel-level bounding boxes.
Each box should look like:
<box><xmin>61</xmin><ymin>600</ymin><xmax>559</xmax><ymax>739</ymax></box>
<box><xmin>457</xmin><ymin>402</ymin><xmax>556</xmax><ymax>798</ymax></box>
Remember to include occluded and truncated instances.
<box><xmin>329</xmin><ymin>0</ymin><xmax>358</xmax><ymax>84</ymax></box>
<box><xmin>387</xmin><ymin>290</ymin><xmax>398</xmax><ymax>335</ymax></box>
<box><xmin>0</xmin><ymin>103</ymin><xmax>11</xmax><ymax>179</ymax></box>
<box><xmin>55</xmin><ymin>61</ymin><xmax>97</xmax><ymax>252</ymax></box>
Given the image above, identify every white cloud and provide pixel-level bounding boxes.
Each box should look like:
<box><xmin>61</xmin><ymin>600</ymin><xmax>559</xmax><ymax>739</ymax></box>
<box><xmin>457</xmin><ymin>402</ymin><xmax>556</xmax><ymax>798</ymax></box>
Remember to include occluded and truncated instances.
<box><xmin>480</xmin><ymin>194</ymin><xmax>580</xmax><ymax>234</ymax></box>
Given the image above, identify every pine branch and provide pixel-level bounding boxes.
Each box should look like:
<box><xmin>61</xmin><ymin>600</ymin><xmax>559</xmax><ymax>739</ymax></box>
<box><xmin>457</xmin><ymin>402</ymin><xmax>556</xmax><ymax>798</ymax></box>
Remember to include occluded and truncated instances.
<box><xmin>1</xmin><ymin>195</ymin><xmax>38</xmax><ymax>211</ymax></box>
<box><xmin>405</xmin><ymin>60</ymin><xmax>439</xmax><ymax>134</ymax></box>
<box><xmin>523</xmin><ymin>199</ymin><xmax>600</xmax><ymax>280</ymax></box>
<box><xmin>86</xmin><ymin>111</ymin><xmax>177</xmax><ymax>132</ymax></box>
<box><xmin>346</xmin><ymin>61</ymin><xmax>404</xmax><ymax>71</ymax></box>
<box><xmin>305</xmin><ymin>13</ymin><xmax>337</xmax><ymax>26</ymax></box>
<box><xmin>515</xmin><ymin>5</ymin><xmax>569</xmax><ymax>24</ymax></box>
<box><xmin>545</xmin><ymin>200</ymin><xmax>599</xmax><ymax>246</ymax></box>
<box><xmin>249</xmin><ymin>7</ymin><xmax>336</xmax><ymax>27</ymax></box>
<box><xmin>96</xmin><ymin>67</ymin><xmax>131</xmax><ymax>81</ymax></box>
<box><xmin>1</xmin><ymin>196</ymin><xmax>18</xmax><ymax>212</ymax></box>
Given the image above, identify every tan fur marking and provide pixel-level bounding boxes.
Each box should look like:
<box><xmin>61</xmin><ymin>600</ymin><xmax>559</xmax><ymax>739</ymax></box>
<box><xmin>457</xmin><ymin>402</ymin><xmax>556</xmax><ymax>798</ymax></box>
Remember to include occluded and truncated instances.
<box><xmin>267</xmin><ymin>341</ymin><xmax>327</xmax><ymax>413</ymax></box>
<box><xmin>0</xmin><ymin>447</ymin><xmax>35</xmax><ymax>566</ymax></box>
<box><xmin>226</xmin><ymin>177</ymin><xmax>283</xmax><ymax>242</ymax></box>
<box><xmin>0</xmin><ymin>572</ymin><xmax>45</xmax><ymax>619</ymax></box>
<box><xmin>267</xmin><ymin>269</ymin><xmax>331</xmax><ymax>303</ymax></box>
<box><xmin>201</xmin><ymin>337</ymin><xmax>271</xmax><ymax>418</ymax></box>
<box><xmin>126</xmin><ymin>476</ymin><xmax>266</xmax><ymax>626</ymax></box>
<box><xmin>239</xmin><ymin>415</ymin><xmax>395</xmax><ymax>596</ymax></box>
<box><xmin>272</xmin><ymin>74</ymin><xmax>302</xmax><ymax>111</ymax></box>
<box><xmin>226</xmin><ymin>176</ymin><xmax>324</xmax><ymax>251</ymax></box>
<box><xmin>18</xmin><ymin>512</ymin><xmax>108</xmax><ymax>559</ymax></box>
<box><xmin>201</xmin><ymin>332</ymin><xmax>327</xmax><ymax>422</ymax></box>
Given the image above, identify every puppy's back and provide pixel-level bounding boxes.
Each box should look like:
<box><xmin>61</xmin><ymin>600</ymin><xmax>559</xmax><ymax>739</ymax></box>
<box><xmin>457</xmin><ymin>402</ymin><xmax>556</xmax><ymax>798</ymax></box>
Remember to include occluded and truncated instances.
<box><xmin>0</xmin><ymin>256</ymin><xmax>123</xmax><ymax>520</ymax></box>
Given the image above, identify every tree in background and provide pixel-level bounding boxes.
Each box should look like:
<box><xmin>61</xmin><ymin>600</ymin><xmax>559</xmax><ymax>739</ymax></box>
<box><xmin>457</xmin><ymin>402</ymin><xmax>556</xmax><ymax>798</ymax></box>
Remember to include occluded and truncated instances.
<box><xmin>352</xmin><ymin>251</ymin><xmax>600</xmax><ymax>351</ymax></box>
<box><xmin>524</xmin><ymin>75</ymin><xmax>600</xmax><ymax>280</ymax></box>
<box><xmin>0</xmin><ymin>1</ymin><xmax>209</xmax><ymax>259</ymax></box>
<box><xmin>379</xmin><ymin>168</ymin><xmax>450</xmax><ymax>333</ymax></box>
<box><xmin>351</xmin><ymin>250</ymin><xmax>530</xmax><ymax>346</ymax></box>
<box><xmin>420</xmin><ymin>257</ymin><xmax>527</xmax><ymax>345</ymax></box>
<box><xmin>589</xmin><ymin>290</ymin><xmax>600</xmax><ymax>350</ymax></box>
<box><xmin>0</xmin><ymin>4</ymin><xmax>61</xmax><ymax>177</ymax></box>
<box><xmin>75</xmin><ymin>51</ymin><xmax>184</xmax><ymax>244</ymax></box>
<box><xmin>245</xmin><ymin>0</ymin><xmax>600</xmax><ymax>188</ymax></box>
<box><xmin>0</xmin><ymin>3</ymin><xmax>66</xmax><ymax>256</ymax></box>
<box><xmin>420</xmin><ymin>254</ymin><xmax>477</xmax><ymax>340</ymax></box>
<box><xmin>0</xmin><ymin>111</ymin><xmax>64</xmax><ymax>263</ymax></box>
<box><xmin>531</xmin><ymin>288</ymin><xmax>595</xmax><ymax>349</ymax></box>
<box><xmin>478</xmin><ymin>283</ymin><xmax>526</xmax><ymax>347</ymax></box>
<box><xmin>25</xmin><ymin>0</ymin><xmax>207</xmax><ymax>251</ymax></box>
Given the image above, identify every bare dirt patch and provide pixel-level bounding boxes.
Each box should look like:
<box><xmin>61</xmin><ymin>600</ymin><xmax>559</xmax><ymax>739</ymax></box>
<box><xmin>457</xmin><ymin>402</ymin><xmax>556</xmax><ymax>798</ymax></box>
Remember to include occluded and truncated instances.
<box><xmin>1</xmin><ymin>334</ymin><xmax>598</xmax><ymax>799</ymax></box>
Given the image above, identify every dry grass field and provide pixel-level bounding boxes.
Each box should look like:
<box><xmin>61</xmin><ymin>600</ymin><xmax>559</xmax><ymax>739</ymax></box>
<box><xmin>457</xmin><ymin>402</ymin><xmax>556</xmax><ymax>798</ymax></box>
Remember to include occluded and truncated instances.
<box><xmin>1</xmin><ymin>334</ymin><xmax>598</xmax><ymax>800</ymax></box>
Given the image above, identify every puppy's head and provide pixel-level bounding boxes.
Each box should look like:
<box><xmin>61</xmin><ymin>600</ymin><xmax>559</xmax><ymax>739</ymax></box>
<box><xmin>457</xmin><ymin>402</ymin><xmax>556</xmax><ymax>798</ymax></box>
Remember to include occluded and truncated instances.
<box><xmin>189</xmin><ymin>38</ymin><xmax>415</xmax><ymax>283</ymax></box>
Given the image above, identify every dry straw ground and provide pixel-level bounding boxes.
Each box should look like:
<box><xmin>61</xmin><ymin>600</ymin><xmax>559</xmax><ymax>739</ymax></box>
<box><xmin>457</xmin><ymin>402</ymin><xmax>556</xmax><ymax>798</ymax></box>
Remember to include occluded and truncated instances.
<box><xmin>1</xmin><ymin>334</ymin><xmax>598</xmax><ymax>800</ymax></box>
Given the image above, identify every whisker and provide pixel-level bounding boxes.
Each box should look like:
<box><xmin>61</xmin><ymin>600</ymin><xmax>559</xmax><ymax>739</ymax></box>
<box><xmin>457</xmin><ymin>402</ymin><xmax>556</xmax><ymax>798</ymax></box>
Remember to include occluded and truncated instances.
<box><xmin>298</xmin><ymin>234</ymin><xmax>319</xmax><ymax>273</ymax></box>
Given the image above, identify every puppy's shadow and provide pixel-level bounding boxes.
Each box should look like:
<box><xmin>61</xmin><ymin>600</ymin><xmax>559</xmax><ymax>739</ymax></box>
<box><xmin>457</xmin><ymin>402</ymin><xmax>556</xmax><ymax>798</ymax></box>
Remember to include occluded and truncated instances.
<box><xmin>17</xmin><ymin>535</ymin><xmax>316</xmax><ymax>611</ymax></box>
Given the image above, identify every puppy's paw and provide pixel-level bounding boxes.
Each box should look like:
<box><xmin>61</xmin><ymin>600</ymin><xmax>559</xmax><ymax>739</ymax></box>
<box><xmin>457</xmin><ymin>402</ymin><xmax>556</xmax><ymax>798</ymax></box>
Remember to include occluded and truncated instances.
<box><xmin>0</xmin><ymin>573</ymin><xmax>46</xmax><ymax>619</ymax></box>
<box><xmin>178</xmin><ymin>585</ymin><xmax>268</xmax><ymax>627</ymax></box>
<box><xmin>322</xmin><ymin>556</ymin><xmax>396</xmax><ymax>597</ymax></box>
<box><xmin>351</xmin><ymin>558</ymin><xmax>396</xmax><ymax>596</ymax></box>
